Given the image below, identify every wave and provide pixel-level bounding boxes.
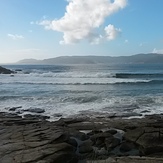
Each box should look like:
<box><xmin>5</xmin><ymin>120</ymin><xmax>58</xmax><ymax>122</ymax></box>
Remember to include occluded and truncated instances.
<box><xmin>27</xmin><ymin>72</ymin><xmax>115</xmax><ymax>78</ymax></box>
<box><xmin>115</xmin><ymin>73</ymin><xmax>163</xmax><ymax>79</ymax></box>
<box><xmin>16</xmin><ymin>72</ymin><xmax>163</xmax><ymax>80</ymax></box>
<box><xmin>0</xmin><ymin>80</ymin><xmax>153</xmax><ymax>85</ymax></box>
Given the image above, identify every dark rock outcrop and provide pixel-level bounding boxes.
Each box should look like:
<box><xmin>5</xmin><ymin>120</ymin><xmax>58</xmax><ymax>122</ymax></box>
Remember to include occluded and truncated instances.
<box><xmin>0</xmin><ymin>113</ymin><xmax>78</xmax><ymax>163</ymax></box>
<box><xmin>1</xmin><ymin>112</ymin><xmax>163</xmax><ymax>162</ymax></box>
<box><xmin>0</xmin><ymin>66</ymin><xmax>15</xmax><ymax>74</ymax></box>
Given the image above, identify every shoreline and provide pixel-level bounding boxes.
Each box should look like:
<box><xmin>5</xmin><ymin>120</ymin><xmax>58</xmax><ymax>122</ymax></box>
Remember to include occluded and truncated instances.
<box><xmin>0</xmin><ymin>111</ymin><xmax>163</xmax><ymax>162</ymax></box>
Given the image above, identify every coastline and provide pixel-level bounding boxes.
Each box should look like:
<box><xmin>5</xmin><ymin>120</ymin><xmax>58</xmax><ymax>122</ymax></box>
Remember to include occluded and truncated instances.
<box><xmin>0</xmin><ymin>111</ymin><xmax>163</xmax><ymax>162</ymax></box>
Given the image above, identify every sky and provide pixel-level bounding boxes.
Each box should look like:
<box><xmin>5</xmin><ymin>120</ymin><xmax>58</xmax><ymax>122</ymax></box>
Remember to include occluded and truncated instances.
<box><xmin>0</xmin><ymin>0</ymin><xmax>163</xmax><ymax>63</ymax></box>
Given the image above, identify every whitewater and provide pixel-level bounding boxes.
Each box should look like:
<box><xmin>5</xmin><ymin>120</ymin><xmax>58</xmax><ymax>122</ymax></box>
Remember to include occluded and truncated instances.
<box><xmin>1</xmin><ymin>63</ymin><xmax>163</xmax><ymax>121</ymax></box>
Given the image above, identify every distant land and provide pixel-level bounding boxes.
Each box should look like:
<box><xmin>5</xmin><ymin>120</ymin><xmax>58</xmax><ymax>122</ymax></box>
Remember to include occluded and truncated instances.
<box><xmin>16</xmin><ymin>53</ymin><xmax>163</xmax><ymax>65</ymax></box>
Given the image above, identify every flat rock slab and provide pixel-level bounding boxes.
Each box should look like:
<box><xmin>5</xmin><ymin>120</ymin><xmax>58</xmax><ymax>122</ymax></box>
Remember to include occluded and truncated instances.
<box><xmin>86</xmin><ymin>156</ymin><xmax>163</xmax><ymax>163</ymax></box>
<box><xmin>124</xmin><ymin>127</ymin><xmax>163</xmax><ymax>155</ymax></box>
<box><xmin>0</xmin><ymin>116</ymin><xmax>77</xmax><ymax>163</ymax></box>
<box><xmin>1</xmin><ymin>112</ymin><xmax>163</xmax><ymax>162</ymax></box>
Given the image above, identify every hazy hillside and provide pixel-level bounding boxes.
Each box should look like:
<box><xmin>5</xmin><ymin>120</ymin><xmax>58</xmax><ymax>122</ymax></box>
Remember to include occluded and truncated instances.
<box><xmin>17</xmin><ymin>53</ymin><xmax>163</xmax><ymax>65</ymax></box>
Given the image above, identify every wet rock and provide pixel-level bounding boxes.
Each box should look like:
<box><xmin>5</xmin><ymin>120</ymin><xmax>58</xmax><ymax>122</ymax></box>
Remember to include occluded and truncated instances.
<box><xmin>105</xmin><ymin>129</ymin><xmax>117</xmax><ymax>135</ymax></box>
<box><xmin>69</xmin><ymin>129</ymin><xmax>89</xmax><ymax>141</ymax></box>
<box><xmin>9</xmin><ymin>106</ymin><xmax>22</xmax><ymax>111</ymax></box>
<box><xmin>15</xmin><ymin>69</ymin><xmax>22</xmax><ymax>71</ymax></box>
<box><xmin>87</xmin><ymin>130</ymin><xmax>103</xmax><ymax>136</ymax></box>
<box><xmin>105</xmin><ymin>137</ymin><xmax>120</xmax><ymax>150</ymax></box>
<box><xmin>67</xmin><ymin>137</ymin><xmax>78</xmax><ymax>148</ymax></box>
<box><xmin>23</xmin><ymin>107</ymin><xmax>45</xmax><ymax>113</ymax></box>
<box><xmin>90</xmin><ymin>132</ymin><xmax>113</xmax><ymax>142</ymax></box>
<box><xmin>79</xmin><ymin>140</ymin><xmax>93</xmax><ymax>154</ymax></box>
<box><xmin>53</xmin><ymin>113</ymin><xmax>62</xmax><ymax>117</ymax></box>
<box><xmin>0</xmin><ymin>114</ymin><xmax>78</xmax><ymax>163</ymax></box>
<box><xmin>0</xmin><ymin>66</ymin><xmax>15</xmax><ymax>74</ymax></box>
<box><xmin>141</xmin><ymin>110</ymin><xmax>150</xmax><ymax>113</ymax></box>
<box><xmin>124</xmin><ymin>127</ymin><xmax>163</xmax><ymax>155</ymax></box>
<box><xmin>120</xmin><ymin>142</ymin><xmax>137</xmax><ymax>152</ymax></box>
<box><xmin>87</xmin><ymin>156</ymin><xmax>163</xmax><ymax>163</ymax></box>
<box><xmin>23</xmin><ymin>114</ymin><xmax>50</xmax><ymax>120</ymax></box>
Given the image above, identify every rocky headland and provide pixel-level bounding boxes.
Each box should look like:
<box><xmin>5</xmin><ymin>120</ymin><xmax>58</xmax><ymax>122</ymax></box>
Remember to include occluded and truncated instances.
<box><xmin>0</xmin><ymin>66</ymin><xmax>15</xmax><ymax>74</ymax></box>
<box><xmin>0</xmin><ymin>111</ymin><xmax>163</xmax><ymax>163</ymax></box>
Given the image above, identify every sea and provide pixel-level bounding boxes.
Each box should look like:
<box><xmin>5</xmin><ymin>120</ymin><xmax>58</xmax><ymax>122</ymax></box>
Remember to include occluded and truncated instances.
<box><xmin>1</xmin><ymin>63</ymin><xmax>163</xmax><ymax>121</ymax></box>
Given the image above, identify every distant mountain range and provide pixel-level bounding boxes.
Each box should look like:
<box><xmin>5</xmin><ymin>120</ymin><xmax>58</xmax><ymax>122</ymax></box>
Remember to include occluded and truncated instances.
<box><xmin>17</xmin><ymin>53</ymin><xmax>163</xmax><ymax>65</ymax></box>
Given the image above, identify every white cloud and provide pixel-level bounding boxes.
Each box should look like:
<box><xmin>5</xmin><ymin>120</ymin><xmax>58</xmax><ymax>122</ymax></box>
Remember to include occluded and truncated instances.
<box><xmin>7</xmin><ymin>34</ymin><xmax>24</xmax><ymax>40</ymax></box>
<box><xmin>152</xmin><ymin>48</ymin><xmax>163</xmax><ymax>54</ymax></box>
<box><xmin>104</xmin><ymin>24</ymin><xmax>121</xmax><ymax>40</ymax></box>
<box><xmin>38</xmin><ymin>0</ymin><xmax>127</xmax><ymax>44</ymax></box>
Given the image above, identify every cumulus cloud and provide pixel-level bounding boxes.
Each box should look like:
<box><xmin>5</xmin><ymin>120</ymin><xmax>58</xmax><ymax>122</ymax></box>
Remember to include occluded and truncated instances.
<box><xmin>152</xmin><ymin>48</ymin><xmax>163</xmax><ymax>54</ymax></box>
<box><xmin>104</xmin><ymin>24</ymin><xmax>121</xmax><ymax>40</ymax></box>
<box><xmin>7</xmin><ymin>34</ymin><xmax>24</xmax><ymax>40</ymax></box>
<box><xmin>38</xmin><ymin>0</ymin><xmax>127</xmax><ymax>44</ymax></box>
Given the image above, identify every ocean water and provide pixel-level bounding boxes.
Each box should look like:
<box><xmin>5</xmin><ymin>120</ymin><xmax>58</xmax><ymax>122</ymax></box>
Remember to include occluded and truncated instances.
<box><xmin>1</xmin><ymin>63</ymin><xmax>163</xmax><ymax>120</ymax></box>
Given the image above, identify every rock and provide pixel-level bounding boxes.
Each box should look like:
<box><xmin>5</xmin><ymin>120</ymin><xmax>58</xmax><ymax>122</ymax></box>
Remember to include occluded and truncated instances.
<box><xmin>53</xmin><ymin>113</ymin><xmax>62</xmax><ymax>117</ymax></box>
<box><xmin>0</xmin><ymin>66</ymin><xmax>15</xmax><ymax>74</ymax></box>
<box><xmin>1</xmin><ymin>112</ymin><xmax>163</xmax><ymax>162</ymax></box>
<box><xmin>86</xmin><ymin>156</ymin><xmax>163</xmax><ymax>163</ymax></box>
<box><xmin>78</xmin><ymin>140</ymin><xmax>93</xmax><ymax>154</ymax></box>
<box><xmin>116</xmin><ymin>112</ymin><xmax>142</xmax><ymax>118</ymax></box>
<box><xmin>105</xmin><ymin>129</ymin><xmax>117</xmax><ymax>135</ymax></box>
<box><xmin>105</xmin><ymin>137</ymin><xmax>120</xmax><ymax>150</ymax></box>
<box><xmin>60</xmin><ymin>117</ymin><xmax>88</xmax><ymax>124</ymax></box>
<box><xmin>90</xmin><ymin>132</ymin><xmax>113</xmax><ymax>142</ymax></box>
<box><xmin>67</xmin><ymin>137</ymin><xmax>78</xmax><ymax>148</ymax></box>
<box><xmin>124</xmin><ymin>127</ymin><xmax>163</xmax><ymax>155</ymax></box>
<box><xmin>141</xmin><ymin>110</ymin><xmax>150</xmax><ymax>113</ymax></box>
<box><xmin>23</xmin><ymin>107</ymin><xmax>45</xmax><ymax>113</ymax></box>
<box><xmin>68</xmin><ymin>129</ymin><xmax>89</xmax><ymax>141</ymax></box>
<box><xmin>87</xmin><ymin>130</ymin><xmax>103</xmax><ymax>136</ymax></box>
<box><xmin>120</xmin><ymin>142</ymin><xmax>137</xmax><ymax>152</ymax></box>
<box><xmin>95</xmin><ymin>138</ymin><xmax>105</xmax><ymax>147</ymax></box>
<box><xmin>23</xmin><ymin>114</ymin><xmax>50</xmax><ymax>120</ymax></box>
<box><xmin>9</xmin><ymin>106</ymin><xmax>22</xmax><ymax>111</ymax></box>
<box><xmin>0</xmin><ymin>114</ymin><xmax>78</xmax><ymax>163</ymax></box>
<box><xmin>15</xmin><ymin>69</ymin><xmax>22</xmax><ymax>71</ymax></box>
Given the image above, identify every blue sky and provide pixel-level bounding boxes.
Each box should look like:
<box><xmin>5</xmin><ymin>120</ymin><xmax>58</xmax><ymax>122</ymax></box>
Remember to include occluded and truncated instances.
<box><xmin>0</xmin><ymin>0</ymin><xmax>163</xmax><ymax>63</ymax></box>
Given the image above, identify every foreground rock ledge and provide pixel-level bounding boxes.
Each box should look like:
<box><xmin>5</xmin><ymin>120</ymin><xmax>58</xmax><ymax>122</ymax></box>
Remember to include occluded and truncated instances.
<box><xmin>1</xmin><ymin>112</ymin><xmax>163</xmax><ymax>163</ymax></box>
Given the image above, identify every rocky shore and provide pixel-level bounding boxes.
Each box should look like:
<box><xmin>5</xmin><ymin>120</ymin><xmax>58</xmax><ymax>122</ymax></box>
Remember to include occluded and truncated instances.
<box><xmin>0</xmin><ymin>111</ymin><xmax>163</xmax><ymax>163</ymax></box>
<box><xmin>0</xmin><ymin>66</ymin><xmax>15</xmax><ymax>74</ymax></box>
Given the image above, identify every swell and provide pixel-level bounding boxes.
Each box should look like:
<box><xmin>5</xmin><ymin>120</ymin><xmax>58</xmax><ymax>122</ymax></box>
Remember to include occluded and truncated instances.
<box><xmin>15</xmin><ymin>72</ymin><xmax>163</xmax><ymax>79</ymax></box>
<box><xmin>2</xmin><ymin>80</ymin><xmax>163</xmax><ymax>85</ymax></box>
